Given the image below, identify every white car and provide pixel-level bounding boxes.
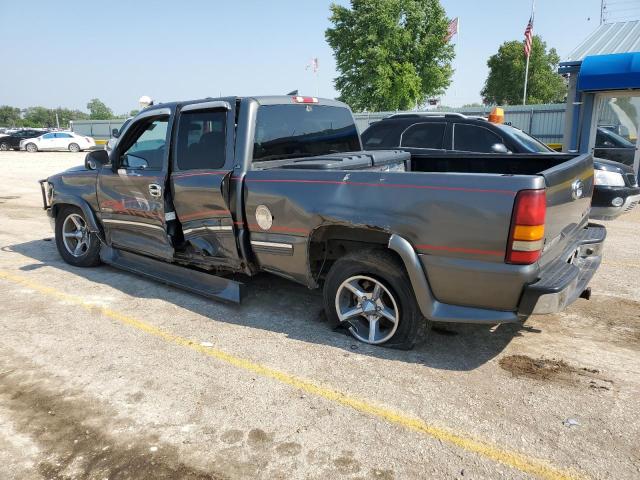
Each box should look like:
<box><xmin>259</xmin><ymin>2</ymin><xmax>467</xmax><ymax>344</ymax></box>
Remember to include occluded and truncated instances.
<box><xmin>20</xmin><ymin>132</ymin><xmax>95</xmax><ymax>153</ymax></box>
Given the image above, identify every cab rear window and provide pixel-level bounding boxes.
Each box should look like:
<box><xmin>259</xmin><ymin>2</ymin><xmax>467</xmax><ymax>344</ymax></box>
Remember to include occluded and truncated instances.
<box><xmin>253</xmin><ymin>104</ymin><xmax>360</xmax><ymax>162</ymax></box>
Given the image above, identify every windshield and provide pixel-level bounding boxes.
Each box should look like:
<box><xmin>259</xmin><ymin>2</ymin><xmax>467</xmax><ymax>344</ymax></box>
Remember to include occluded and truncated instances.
<box><xmin>597</xmin><ymin>127</ymin><xmax>635</xmax><ymax>148</ymax></box>
<box><xmin>253</xmin><ymin>104</ymin><xmax>361</xmax><ymax>162</ymax></box>
<box><xmin>497</xmin><ymin>124</ymin><xmax>552</xmax><ymax>153</ymax></box>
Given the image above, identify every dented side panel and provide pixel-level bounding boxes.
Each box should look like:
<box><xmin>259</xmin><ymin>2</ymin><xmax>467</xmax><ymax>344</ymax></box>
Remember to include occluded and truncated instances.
<box><xmin>242</xmin><ymin>168</ymin><xmax>544</xmax><ymax>287</ymax></box>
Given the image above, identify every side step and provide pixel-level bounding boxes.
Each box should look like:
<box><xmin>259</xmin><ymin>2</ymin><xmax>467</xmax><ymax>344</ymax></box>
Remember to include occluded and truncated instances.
<box><xmin>100</xmin><ymin>246</ymin><xmax>244</xmax><ymax>303</ymax></box>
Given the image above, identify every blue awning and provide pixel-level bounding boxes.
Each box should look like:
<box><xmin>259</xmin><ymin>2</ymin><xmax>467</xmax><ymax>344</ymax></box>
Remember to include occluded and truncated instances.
<box><xmin>578</xmin><ymin>52</ymin><xmax>640</xmax><ymax>91</ymax></box>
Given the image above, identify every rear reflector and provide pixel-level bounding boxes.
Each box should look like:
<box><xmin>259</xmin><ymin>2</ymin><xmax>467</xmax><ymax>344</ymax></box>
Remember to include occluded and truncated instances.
<box><xmin>292</xmin><ymin>96</ymin><xmax>319</xmax><ymax>104</ymax></box>
<box><xmin>506</xmin><ymin>190</ymin><xmax>546</xmax><ymax>265</ymax></box>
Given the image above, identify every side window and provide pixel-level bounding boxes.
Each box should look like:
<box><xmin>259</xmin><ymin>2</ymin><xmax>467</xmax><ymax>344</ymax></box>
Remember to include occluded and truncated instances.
<box><xmin>175</xmin><ymin>110</ymin><xmax>226</xmax><ymax>170</ymax></box>
<box><xmin>42</xmin><ymin>133</ymin><xmax>55</xmax><ymax>139</ymax></box>
<box><xmin>120</xmin><ymin>117</ymin><xmax>169</xmax><ymax>170</ymax></box>
<box><xmin>453</xmin><ymin>124</ymin><xmax>503</xmax><ymax>153</ymax></box>
<box><xmin>400</xmin><ymin>123</ymin><xmax>446</xmax><ymax>149</ymax></box>
<box><xmin>56</xmin><ymin>133</ymin><xmax>72</xmax><ymax>138</ymax></box>
<box><xmin>362</xmin><ymin>123</ymin><xmax>400</xmax><ymax>149</ymax></box>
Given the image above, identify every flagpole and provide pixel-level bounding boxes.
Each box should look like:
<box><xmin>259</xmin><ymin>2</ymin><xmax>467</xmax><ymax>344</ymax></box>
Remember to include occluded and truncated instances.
<box><xmin>523</xmin><ymin>0</ymin><xmax>535</xmax><ymax>105</ymax></box>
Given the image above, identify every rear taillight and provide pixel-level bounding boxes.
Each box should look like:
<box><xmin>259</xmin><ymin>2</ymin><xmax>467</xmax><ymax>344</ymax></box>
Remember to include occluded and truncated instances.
<box><xmin>506</xmin><ymin>189</ymin><xmax>546</xmax><ymax>264</ymax></box>
<box><xmin>292</xmin><ymin>95</ymin><xmax>319</xmax><ymax>104</ymax></box>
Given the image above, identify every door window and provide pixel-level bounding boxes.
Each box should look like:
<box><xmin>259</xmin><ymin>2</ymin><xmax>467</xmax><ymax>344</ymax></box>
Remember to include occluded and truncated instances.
<box><xmin>56</xmin><ymin>133</ymin><xmax>73</xmax><ymax>138</ymax></box>
<box><xmin>400</xmin><ymin>123</ymin><xmax>446</xmax><ymax>149</ymax></box>
<box><xmin>591</xmin><ymin>94</ymin><xmax>639</xmax><ymax>170</ymax></box>
<box><xmin>120</xmin><ymin>117</ymin><xmax>169</xmax><ymax>170</ymax></box>
<box><xmin>453</xmin><ymin>124</ymin><xmax>503</xmax><ymax>152</ymax></box>
<box><xmin>175</xmin><ymin>110</ymin><xmax>226</xmax><ymax>170</ymax></box>
<box><xmin>42</xmin><ymin>133</ymin><xmax>55</xmax><ymax>139</ymax></box>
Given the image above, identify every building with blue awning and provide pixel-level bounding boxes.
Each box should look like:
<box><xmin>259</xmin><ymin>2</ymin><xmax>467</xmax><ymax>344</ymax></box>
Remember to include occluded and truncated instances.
<box><xmin>560</xmin><ymin>21</ymin><xmax>640</xmax><ymax>175</ymax></box>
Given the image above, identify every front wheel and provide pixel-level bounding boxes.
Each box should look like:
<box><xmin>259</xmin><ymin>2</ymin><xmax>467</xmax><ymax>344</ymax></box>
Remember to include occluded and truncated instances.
<box><xmin>323</xmin><ymin>250</ymin><xmax>427</xmax><ymax>349</ymax></box>
<box><xmin>0</xmin><ymin>142</ymin><xmax>10</xmax><ymax>151</ymax></box>
<box><xmin>55</xmin><ymin>206</ymin><xmax>101</xmax><ymax>267</ymax></box>
<box><xmin>25</xmin><ymin>143</ymin><xmax>38</xmax><ymax>152</ymax></box>
<box><xmin>68</xmin><ymin>143</ymin><xmax>80</xmax><ymax>153</ymax></box>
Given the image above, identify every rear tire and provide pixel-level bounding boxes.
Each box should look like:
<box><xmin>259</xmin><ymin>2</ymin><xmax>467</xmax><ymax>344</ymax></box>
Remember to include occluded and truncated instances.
<box><xmin>68</xmin><ymin>143</ymin><xmax>80</xmax><ymax>153</ymax></box>
<box><xmin>0</xmin><ymin>142</ymin><xmax>9</xmax><ymax>151</ymax></box>
<box><xmin>55</xmin><ymin>206</ymin><xmax>101</xmax><ymax>267</ymax></box>
<box><xmin>323</xmin><ymin>249</ymin><xmax>427</xmax><ymax>349</ymax></box>
<box><xmin>25</xmin><ymin>143</ymin><xmax>38</xmax><ymax>153</ymax></box>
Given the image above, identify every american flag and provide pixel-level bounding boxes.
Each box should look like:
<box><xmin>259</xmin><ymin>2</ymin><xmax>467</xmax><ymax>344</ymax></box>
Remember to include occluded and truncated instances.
<box><xmin>524</xmin><ymin>16</ymin><xmax>534</xmax><ymax>58</ymax></box>
<box><xmin>445</xmin><ymin>17</ymin><xmax>459</xmax><ymax>42</ymax></box>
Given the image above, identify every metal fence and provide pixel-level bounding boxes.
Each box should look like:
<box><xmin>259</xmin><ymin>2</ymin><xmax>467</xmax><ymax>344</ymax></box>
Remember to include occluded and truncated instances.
<box><xmin>70</xmin><ymin>119</ymin><xmax>126</xmax><ymax>142</ymax></box>
<box><xmin>353</xmin><ymin>103</ymin><xmax>567</xmax><ymax>146</ymax></box>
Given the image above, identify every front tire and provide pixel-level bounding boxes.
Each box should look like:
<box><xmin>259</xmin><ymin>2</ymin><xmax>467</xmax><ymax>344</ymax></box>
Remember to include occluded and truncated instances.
<box><xmin>25</xmin><ymin>143</ymin><xmax>38</xmax><ymax>153</ymax></box>
<box><xmin>323</xmin><ymin>250</ymin><xmax>427</xmax><ymax>349</ymax></box>
<box><xmin>68</xmin><ymin>143</ymin><xmax>80</xmax><ymax>153</ymax></box>
<box><xmin>55</xmin><ymin>206</ymin><xmax>101</xmax><ymax>267</ymax></box>
<box><xmin>0</xmin><ymin>142</ymin><xmax>9</xmax><ymax>151</ymax></box>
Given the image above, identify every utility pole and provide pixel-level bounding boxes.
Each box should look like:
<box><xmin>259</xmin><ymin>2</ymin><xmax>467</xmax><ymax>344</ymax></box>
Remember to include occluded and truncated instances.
<box><xmin>600</xmin><ymin>0</ymin><xmax>605</xmax><ymax>25</ymax></box>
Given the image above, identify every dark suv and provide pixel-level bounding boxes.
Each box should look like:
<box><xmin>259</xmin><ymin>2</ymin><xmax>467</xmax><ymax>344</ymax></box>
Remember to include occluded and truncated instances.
<box><xmin>361</xmin><ymin>113</ymin><xmax>639</xmax><ymax>221</ymax></box>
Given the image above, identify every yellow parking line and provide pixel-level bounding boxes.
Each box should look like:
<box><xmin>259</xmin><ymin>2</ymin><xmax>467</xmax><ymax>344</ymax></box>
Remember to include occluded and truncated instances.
<box><xmin>0</xmin><ymin>269</ymin><xmax>583</xmax><ymax>480</ymax></box>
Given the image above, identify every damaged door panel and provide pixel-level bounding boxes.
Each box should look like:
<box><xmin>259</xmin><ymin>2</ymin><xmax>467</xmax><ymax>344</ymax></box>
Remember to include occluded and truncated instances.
<box><xmin>169</xmin><ymin>101</ymin><xmax>242</xmax><ymax>270</ymax></box>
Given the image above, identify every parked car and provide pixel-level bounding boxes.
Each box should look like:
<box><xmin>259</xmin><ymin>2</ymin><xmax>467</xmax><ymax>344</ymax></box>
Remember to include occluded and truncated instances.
<box><xmin>106</xmin><ymin>118</ymin><xmax>132</xmax><ymax>152</ymax></box>
<box><xmin>20</xmin><ymin>132</ymin><xmax>95</xmax><ymax>152</ymax></box>
<box><xmin>40</xmin><ymin>96</ymin><xmax>604</xmax><ymax>349</ymax></box>
<box><xmin>361</xmin><ymin>113</ymin><xmax>639</xmax><ymax>221</ymax></box>
<box><xmin>594</xmin><ymin>126</ymin><xmax>636</xmax><ymax>168</ymax></box>
<box><xmin>0</xmin><ymin>129</ymin><xmax>48</xmax><ymax>151</ymax></box>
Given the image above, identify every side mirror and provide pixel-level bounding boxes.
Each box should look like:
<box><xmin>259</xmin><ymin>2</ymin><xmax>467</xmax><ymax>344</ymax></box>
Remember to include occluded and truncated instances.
<box><xmin>491</xmin><ymin>143</ymin><xmax>510</xmax><ymax>154</ymax></box>
<box><xmin>112</xmin><ymin>128</ymin><xmax>120</xmax><ymax>138</ymax></box>
<box><xmin>85</xmin><ymin>149</ymin><xmax>109</xmax><ymax>170</ymax></box>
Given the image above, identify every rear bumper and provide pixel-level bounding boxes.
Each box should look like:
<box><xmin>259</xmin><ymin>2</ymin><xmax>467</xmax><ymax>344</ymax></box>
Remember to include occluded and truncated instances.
<box><xmin>518</xmin><ymin>224</ymin><xmax>606</xmax><ymax>316</ymax></box>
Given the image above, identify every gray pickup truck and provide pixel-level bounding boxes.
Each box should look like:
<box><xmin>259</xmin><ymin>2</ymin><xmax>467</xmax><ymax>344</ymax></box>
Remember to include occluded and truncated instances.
<box><xmin>39</xmin><ymin>95</ymin><xmax>605</xmax><ymax>349</ymax></box>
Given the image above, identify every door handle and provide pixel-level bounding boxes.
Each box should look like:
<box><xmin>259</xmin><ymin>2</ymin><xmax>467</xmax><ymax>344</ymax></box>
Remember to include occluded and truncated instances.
<box><xmin>148</xmin><ymin>183</ymin><xmax>162</xmax><ymax>197</ymax></box>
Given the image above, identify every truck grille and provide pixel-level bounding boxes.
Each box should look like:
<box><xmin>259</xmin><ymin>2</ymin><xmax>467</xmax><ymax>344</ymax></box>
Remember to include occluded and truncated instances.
<box><xmin>625</xmin><ymin>173</ymin><xmax>638</xmax><ymax>187</ymax></box>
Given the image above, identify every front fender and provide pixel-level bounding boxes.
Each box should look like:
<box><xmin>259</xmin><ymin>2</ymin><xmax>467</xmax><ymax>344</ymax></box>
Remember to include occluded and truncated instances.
<box><xmin>51</xmin><ymin>192</ymin><xmax>104</xmax><ymax>240</ymax></box>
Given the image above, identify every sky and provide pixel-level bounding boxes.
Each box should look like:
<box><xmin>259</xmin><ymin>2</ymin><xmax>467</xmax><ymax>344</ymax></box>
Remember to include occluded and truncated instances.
<box><xmin>0</xmin><ymin>0</ymin><xmax>616</xmax><ymax>113</ymax></box>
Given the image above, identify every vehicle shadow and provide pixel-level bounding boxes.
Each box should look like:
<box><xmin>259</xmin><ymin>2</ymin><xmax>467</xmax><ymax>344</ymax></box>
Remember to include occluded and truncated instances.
<box><xmin>3</xmin><ymin>238</ymin><xmax>532</xmax><ymax>372</ymax></box>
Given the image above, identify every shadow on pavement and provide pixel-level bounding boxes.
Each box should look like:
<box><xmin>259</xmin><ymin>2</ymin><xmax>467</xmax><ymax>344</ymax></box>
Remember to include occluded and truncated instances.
<box><xmin>3</xmin><ymin>238</ymin><xmax>533</xmax><ymax>372</ymax></box>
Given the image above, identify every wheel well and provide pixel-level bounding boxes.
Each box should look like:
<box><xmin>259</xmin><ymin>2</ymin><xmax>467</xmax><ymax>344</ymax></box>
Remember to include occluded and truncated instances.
<box><xmin>308</xmin><ymin>226</ymin><xmax>403</xmax><ymax>283</ymax></box>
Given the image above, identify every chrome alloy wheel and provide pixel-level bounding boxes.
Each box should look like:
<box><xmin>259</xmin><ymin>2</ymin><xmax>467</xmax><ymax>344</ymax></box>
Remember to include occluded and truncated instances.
<box><xmin>335</xmin><ymin>275</ymin><xmax>399</xmax><ymax>344</ymax></box>
<box><xmin>62</xmin><ymin>213</ymin><xmax>91</xmax><ymax>257</ymax></box>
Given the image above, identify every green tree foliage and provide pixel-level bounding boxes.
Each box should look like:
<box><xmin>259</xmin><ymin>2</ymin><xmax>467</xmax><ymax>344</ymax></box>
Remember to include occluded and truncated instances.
<box><xmin>87</xmin><ymin>98</ymin><xmax>114</xmax><ymax>120</ymax></box>
<box><xmin>129</xmin><ymin>109</ymin><xmax>140</xmax><ymax>117</ymax></box>
<box><xmin>481</xmin><ymin>36</ymin><xmax>566</xmax><ymax>105</ymax></box>
<box><xmin>326</xmin><ymin>0</ymin><xmax>455</xmax><ymax>111</ymax></box>
<box><xmin>21</xmin><ymin>107</ymin><xmax>89</xmax><ymax>128</ymax></box>
<box><xmin>0</xmin><ymin>106</ymin><xmax>22</xmax><ymax>126</ymax></box>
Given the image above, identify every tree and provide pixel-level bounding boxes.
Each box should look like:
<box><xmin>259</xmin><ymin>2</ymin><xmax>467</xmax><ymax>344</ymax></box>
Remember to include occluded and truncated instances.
<box><xmin>481</xmin><ymin>36</ymin><xmax>566</xmax><ymax>105</ymax></box>
<box><xmin>22</xmin><ymin>107</ymin><xmax>55</xmax><ymax>127</ymax></box>
<box><xmin>87</xmin><ymin>98</ymin><xmax>114</xmax><ymax>120</ymax></box>
<box><xmin>326</xmin><ymin>0</ymin><xmax>455</xmax><ymax>112</ymax></box>
<box><xmin>0</xmin><ymin>106</ymin><xmax>22</xmax><ymax>127</ymax></box>
<box><xmin>129</xmin><ymin>109</ymin><xmax>140</xmax><ymax>117</ymax></box>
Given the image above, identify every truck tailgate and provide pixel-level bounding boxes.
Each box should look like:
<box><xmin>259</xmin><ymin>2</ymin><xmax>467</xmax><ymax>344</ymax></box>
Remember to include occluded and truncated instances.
<box><xmin>539</xmin><ymin>153</ymin><xmax>594</xmax><ymax>267</ymax></box>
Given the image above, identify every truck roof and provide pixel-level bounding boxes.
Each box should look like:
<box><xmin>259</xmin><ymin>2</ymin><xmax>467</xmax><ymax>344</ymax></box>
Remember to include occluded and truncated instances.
<box><xmin>142</xmin><ymin>96</ymin><xmax>350</xmax><ymax>112</ymax></box>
